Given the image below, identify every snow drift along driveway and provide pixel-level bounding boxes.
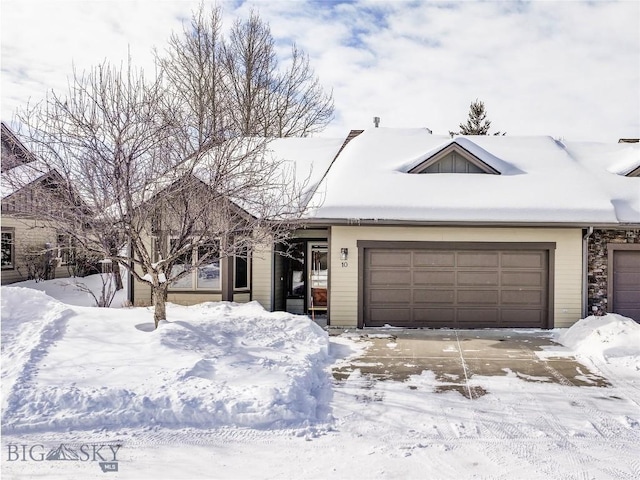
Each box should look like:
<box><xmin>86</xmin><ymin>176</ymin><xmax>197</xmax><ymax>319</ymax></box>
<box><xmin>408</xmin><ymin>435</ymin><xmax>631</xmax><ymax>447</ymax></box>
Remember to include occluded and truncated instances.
<box><xmin>1</xmin><ymin>287</ymin><xmax>332</xmax><ymax>432</ymax></box>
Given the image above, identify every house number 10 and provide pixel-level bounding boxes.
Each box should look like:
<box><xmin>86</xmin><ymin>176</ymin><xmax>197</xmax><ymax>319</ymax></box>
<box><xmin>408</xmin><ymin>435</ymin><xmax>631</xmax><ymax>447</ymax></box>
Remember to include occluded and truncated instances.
<box><xmin>341</xmin><ymin>261</ymin><xmax>348</xmax><ymax>268</ymax></box>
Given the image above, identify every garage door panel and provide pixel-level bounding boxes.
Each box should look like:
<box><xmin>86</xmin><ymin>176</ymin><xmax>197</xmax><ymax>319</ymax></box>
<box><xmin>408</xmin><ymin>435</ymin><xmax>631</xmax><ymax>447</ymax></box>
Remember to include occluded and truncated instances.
<box><xmin>614</xmin><ymin>272</ymin><xmax>640</xmax><ymax>285</ymax></box>
<box><xmin>457</xmin><ymin>271</ymin><xmax>499</xmax><ymax>286</ymax></box>
<box><xmin>368</xmin><ymin>308</ymin><xmax>411</xmax><ymax>323</ymax></box>
<box><xmin>502</xmin><ymin>252</ymin><xmax>545</xmax><ymax>269</ymax></box>
<box><xmin>501</xmin><ymin>309</ymin><xmax>544</xmax><ymax>326</ymax></box>
<box><xmin>458</xmin><ymin>290</ymin><xmax>499</xmax><ymax>305</ymax></box>
<box><xmin>413</xmin><ymin>271</ymin><xmax>455</xmax><ymax>285</ymax></box>
<box><xmin>413</xmin><ymin>308</ymin><xmax>455</xmax><ymax>322</ymax></box>
<box><xmin>413</xmin><ymin>289</ymin><xmax>455</xmax><ymax>304</ymax></box>
<box><xmin>369</xmin><ymin>270</ymin><xmax>411</xmax><ymax>285</ymax></box>
<box><xmin>501</xmin><ymin>290</ymin><xmax>543</xmax><ymax>305</ymax></box>
<box><xmin>363</xmin><ymin>245</ymin><xmax>550</xmax><ymax>328</ymax></box>
<box><xmin>502</xmin><ymin>271</ymin><xmax>544</xmax><ymax>287</ymax></box>
<box><xmin>611</xmin><ymin>249</ymin><xmax>640</xmax><ymax>322</ymax></box>
<box><xmin>457</xmin><ymin>252</ymin><xmax>499</xmax><ymax>267</ymax></box>
<box><xmin>369</xmin><ymin>251</ymin><xmax>411</xmax><ymax>267</ymax></box>
<box><xmin>614</xmin><ymin>251</ymin><xmax>640</xmax><ymax>268</ymax></box>
<box><xmin>614</xmin><ymin>291</ymin><xmax>640</xmax><ymax>304</ymax></box>
<box><xmin>458</xmin><ymin>309</ymin><xmax>499</xmax><ymax>324</ymax></box>
<box><xmin>369</xmin><ymin>289</ymin><xmax>411</xmax><ymax>303</ymax></box>
<box><xmin>413</xmin><ymin>252</ymin><xmax>455</xmax><ymax>267</ymax></box>
<box><xmin>617</xmin><ymin>308</ymin><xmax>640</xmax><ymax>320</ymax></box>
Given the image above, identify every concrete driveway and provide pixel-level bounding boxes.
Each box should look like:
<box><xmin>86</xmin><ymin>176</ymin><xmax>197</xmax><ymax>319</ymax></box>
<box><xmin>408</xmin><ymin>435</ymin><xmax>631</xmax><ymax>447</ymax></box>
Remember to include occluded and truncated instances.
<box><xmin>332</xmin><ymin>329</ymin><xmax>610</xmax><ymax>399</ymax></box>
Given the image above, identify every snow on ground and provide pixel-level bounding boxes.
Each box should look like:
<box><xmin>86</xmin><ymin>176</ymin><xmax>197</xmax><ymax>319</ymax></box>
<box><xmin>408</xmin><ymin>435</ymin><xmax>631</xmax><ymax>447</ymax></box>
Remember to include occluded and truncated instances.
<box><xmin>2</xmin><ymin>280</ymin><xmax>640</xmax><ymax>479</ymax></box>
<box><xmin>8</xmin><ymin>274</ymin><xmax>128</xmax><ymax>308</ymax></box>
<box><xmin>1</xmin><ymin>287</ymin><xmax>330</xmax><ymax>433</ymax></box>
<box><xmin>555</xmin><ymin>313</ymin><xmax>640</xmax><ymax>373</ymax></box>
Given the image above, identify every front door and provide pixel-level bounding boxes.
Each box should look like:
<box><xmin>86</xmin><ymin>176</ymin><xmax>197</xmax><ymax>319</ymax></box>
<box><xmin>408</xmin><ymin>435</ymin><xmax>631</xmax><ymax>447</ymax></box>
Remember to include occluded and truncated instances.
<box><xmin>309</xmin><ymin>243</ymin><xmax>328</xmax><ymax>313</ymax></box>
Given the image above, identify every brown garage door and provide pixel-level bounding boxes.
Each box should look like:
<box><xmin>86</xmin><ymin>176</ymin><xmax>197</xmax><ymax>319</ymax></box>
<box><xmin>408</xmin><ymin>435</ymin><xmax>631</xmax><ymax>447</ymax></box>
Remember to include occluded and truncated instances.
<box><xmin>363</xmin><ymin>245</ymin><xmax>551</xmax><ymax>329</ymax></box>
<box><xmin>611</xmin><ymin>249</ymin><xmax>640</xmax><ymax>322</ymax></box>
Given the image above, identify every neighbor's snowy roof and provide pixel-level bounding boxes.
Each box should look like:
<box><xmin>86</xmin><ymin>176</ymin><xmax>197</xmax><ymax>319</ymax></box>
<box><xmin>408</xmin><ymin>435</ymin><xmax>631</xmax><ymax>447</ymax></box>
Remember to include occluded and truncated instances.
<box><xmin>259</xmin><ymin>136</ymin><xmax>346</xmax><ymax>199</ymax></box>
<box><xmin>189</xmin><ymin>136</ymin><xmax>344</xmax><ymax>195</ymax></box>
<box><xmin>101</xmin><ymin>136</ymin><xmax>345</xmax><ymax>220</ymax></box>
<box><xmin>302</xmin><ymin>128</ymin><xmax>640</xmax><ymax>225</ymax></box>
<box><xmin>1</xmin><ymin>160</ymin><xmax>53</xmax><ymax>200</ymax></box>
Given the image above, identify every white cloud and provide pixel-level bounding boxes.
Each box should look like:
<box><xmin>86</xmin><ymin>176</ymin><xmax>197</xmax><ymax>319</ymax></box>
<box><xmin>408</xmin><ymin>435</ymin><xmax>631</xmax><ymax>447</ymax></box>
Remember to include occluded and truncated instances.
<box><xmin>2</xmin><ymin>0</ymin><xmax>638</xmax><ymax>142</ymax></box>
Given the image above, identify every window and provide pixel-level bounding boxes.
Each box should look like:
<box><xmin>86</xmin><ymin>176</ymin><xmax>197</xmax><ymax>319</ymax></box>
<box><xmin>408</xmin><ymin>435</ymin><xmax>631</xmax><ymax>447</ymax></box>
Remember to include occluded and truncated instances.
<box><xmin>285</xmin><ymin>242</ymin><xmax>305</xmax><ymax>298</ymax></box>
<box><xmin>159</xmin><ymin>237</ymin><xmax>248</xmax><ymax>292</ymax></box>
<box><xmin>56</xmin><ymin>234</ymin><xmax>76</xmax><ymax>265</ymax></box>
<box><xmin>1</xmin><ymin>228</ymin><xmax>14</xmax><ymax>269</ymax></box>
<box><xmin>169</xmin><ymin>239</ymin><xmax>221</xmax><ymax>291</ymax></box>
<box><xmin>234</xmin><ymin>246</ymin><xmax>250</xmax><ymax>290</ymax></box>
<box><xmin>196</xmin><ymin>242</ymin><xmax>221</xmax><ymax>290</ymax></box>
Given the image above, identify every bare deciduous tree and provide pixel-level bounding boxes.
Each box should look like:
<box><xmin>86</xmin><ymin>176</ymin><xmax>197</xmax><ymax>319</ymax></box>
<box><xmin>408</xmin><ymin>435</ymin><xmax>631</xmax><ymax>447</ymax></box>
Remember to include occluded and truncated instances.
<box><xmin>15</xmin><ymin>57</ymin><xmax>309</xmax><ymax>328</ymax></box>
<box><xmin>160</xmin><ymin>4</ymin><xmax>334</xmax><ymax>139</ymax></box>
<box><xmin>268</xmin><ymin>44</ymin><xmax>335</xmax><ymax>137</ymax></box>
<box><xmin>222</xmin><ymin>10</ymin><xmax>276</xmax><ymax>136</ymax></box>
<box><xmin>155</xmin><ymin>4</ymin><xmax>228</xmax><ymax>151</ymax></box>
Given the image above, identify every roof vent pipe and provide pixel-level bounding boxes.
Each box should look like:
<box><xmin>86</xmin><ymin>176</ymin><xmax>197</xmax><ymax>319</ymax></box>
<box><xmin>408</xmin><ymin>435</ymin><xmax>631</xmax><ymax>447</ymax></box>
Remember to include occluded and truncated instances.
<box><xmin>373</xmin><ymin>116</ymin><xmax>380</xmax><ymax>128</ymax></box>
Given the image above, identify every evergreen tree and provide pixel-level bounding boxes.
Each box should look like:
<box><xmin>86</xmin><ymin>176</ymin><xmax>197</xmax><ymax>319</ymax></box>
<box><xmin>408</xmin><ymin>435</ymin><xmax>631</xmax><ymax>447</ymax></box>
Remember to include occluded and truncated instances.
<box><xmin>450</xmin><ymin>99</ymin><xmax>504</xmax><ymax>136</ymax></box>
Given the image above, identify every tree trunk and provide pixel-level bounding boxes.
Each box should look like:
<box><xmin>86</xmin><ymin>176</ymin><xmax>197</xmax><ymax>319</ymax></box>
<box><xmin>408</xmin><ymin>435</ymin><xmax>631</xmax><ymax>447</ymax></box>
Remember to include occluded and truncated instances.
<box><xmin>113</xmin><ymin>261</ymin><xmax>124</xmax><ymax>291</ymax></box>
<box><xmin>152</xmin><ymin>284</ymin><xmax>168</xmax><ymax>329</ymax></box>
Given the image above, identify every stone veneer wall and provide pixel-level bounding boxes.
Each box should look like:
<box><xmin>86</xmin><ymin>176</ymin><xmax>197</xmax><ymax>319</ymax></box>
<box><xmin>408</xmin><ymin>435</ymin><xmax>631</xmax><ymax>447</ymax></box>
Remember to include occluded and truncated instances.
<box><xmin>588</xmin><ymin>229</ymin><xmax>640</xmax><ymax>315</ymax></box>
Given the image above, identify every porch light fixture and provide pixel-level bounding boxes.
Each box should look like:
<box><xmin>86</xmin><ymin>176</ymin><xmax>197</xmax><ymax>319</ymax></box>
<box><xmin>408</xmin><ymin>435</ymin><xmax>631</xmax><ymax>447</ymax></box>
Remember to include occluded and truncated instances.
<box><xmin>340</xmin><ymin>248</ymin><xmax>349</xmax><ymax>261</ymax></box>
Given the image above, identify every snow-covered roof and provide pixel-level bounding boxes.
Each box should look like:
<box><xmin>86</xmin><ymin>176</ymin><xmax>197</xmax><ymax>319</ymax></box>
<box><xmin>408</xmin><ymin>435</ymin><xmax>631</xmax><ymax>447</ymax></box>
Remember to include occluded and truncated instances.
<box><xmin>302</xmin><ymin>128</ymin><xmax>640</xmax><ymax>225</ymax></box>
<box><xmin>258</xmin><ymin>136</ymin><xmax>346</xmax><ymax>200</ymax></box>
<box><xmin>1</xmin><ymin>160</ymin><xmax>53</xmax><ymax>200</ymax></box>
<box><xmin>101</xmin><ymin>136</ymin><xmax>346</xmax><ymax>221</ymax></box>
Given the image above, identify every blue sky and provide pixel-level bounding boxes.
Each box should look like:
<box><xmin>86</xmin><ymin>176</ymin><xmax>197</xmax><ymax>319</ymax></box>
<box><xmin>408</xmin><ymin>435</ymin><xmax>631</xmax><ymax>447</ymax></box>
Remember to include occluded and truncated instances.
<box><xmin>2</xmin><ymin>0</ymin><xmax>639</xmax><ymax>142</ymax></box>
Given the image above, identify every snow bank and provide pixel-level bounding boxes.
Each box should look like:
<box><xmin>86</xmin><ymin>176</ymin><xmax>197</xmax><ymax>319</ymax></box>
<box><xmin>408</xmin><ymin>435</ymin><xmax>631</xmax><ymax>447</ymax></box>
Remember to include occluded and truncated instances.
<box><xmin>556</xmin><ymin>314</ymin><xmax>640</xmax><ymax>371</ymax></box>
<box><xmin>1</xmin><ymin>287</ymin><xmax>331</xmax><ymax>433</ymax></box>
<box><xmin>1</xmin><ymin>288</ymin><xmax>74</xmax><ymax>413</ymax></box>
<box><xmin>10</xmin><ymin>273</ymin><xmax>128</xmax><ymax>307</ymax></box>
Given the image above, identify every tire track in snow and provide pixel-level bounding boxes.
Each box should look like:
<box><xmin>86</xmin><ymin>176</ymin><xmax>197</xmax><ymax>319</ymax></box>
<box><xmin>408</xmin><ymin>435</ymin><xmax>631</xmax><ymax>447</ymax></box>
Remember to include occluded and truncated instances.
<box><xmin>485</xmin><ymin>342</ymin><xmax>640</xmax><ymax>480</ymax></box>
<box><xmin>2</xmin><ymin>304</ymin><xmax>74</xmax><ymax>427</ymax></box>
<box><xmin>467</xmin><ymin>388</ymin><xmax>552</xmax><ymax>477</ymax></box>
<box><xmin>461</xmin><ymin>345</ymin><xmax>589</xmax><ymax>479</ymax></box>
<box><xmin>540</xmin><ymin>359</ymin><xmax>640</xmax><ymax>442</ymax></box>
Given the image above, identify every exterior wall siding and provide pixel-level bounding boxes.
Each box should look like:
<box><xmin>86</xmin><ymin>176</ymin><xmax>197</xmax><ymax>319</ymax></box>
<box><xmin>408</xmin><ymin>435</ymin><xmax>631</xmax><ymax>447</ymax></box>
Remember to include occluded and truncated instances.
<box><xmin>329</xmin><ymin>226</ymin><xmax>583</xmax><ymax>328</ymax></box>
<box><xmin>132</xmin><ymin>229</ymin><xmax>267</xmax><ymax>307</ymax></box>
<box><xmin>251</xmin><ymin>242</ymin><xmax>273</xmax><ymax>311</ymax></box>
<box><xmin>588</xmin><ymin>229</ymin><xmax>640</xmax><ymax>315</ymax></box>
<box><xmin>167</xmin><ymin>292</ymin><xmax>223</xmax><ymax>305</ymax></box>
<box><xmin>1</xmin><ymin>216</ymin><xmax>71</xmax><ymax>285</ymax></box>
<box><xmin>131</xmin><ymin>233</ymin><xmax>153</xmax><ymax>306</ymax></box>
<box><xmin>165</xmin><ymin>292</ymin><xmax>251</xmax><ymax>306</ymax></box>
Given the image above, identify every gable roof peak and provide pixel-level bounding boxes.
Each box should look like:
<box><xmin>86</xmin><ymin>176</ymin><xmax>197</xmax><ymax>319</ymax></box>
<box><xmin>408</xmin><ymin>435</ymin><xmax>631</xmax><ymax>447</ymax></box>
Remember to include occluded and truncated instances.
<box><xmin>2</xmin><ymin>122</ymin><xmax>37</xmax><ymax>172</ymax></box>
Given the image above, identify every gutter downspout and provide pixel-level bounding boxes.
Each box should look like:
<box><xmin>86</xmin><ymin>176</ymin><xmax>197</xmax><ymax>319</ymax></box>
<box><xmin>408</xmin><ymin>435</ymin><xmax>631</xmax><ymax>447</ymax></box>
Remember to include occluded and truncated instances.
<box><xmin>582</xmin><ymin>227</ymin><xmax>594</xmax><ymax>318</ymax></box>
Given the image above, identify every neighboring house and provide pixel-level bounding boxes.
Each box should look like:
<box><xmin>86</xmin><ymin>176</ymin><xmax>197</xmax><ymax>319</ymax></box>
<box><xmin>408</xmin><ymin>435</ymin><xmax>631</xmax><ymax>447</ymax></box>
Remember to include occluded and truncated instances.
<box><xmin>1</xmin><ymin>122</ymin><xmax>74</xmax><ymax>284</ymax></box>
<box><xmin>98</xmin><ymin>127</ymin><xmax>640</xmax><ymax>328</ymax></box>
<box><xmin>560</xmin><ymin>140</ymin><xmax>640</xmax><ymax>321</ymax></box>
